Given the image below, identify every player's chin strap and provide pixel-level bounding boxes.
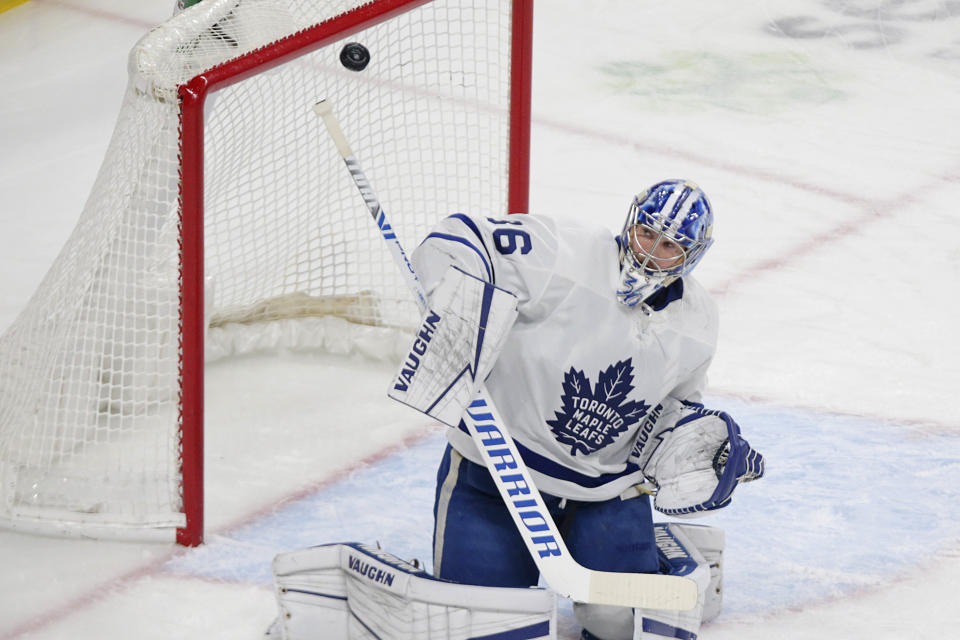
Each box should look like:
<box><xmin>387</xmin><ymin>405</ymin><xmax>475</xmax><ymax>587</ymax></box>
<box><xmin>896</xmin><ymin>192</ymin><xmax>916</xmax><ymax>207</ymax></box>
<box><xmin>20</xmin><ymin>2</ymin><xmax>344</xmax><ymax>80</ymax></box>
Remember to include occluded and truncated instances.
<box><xmin>314</xmin><ymin>99</ymin><xmax>698</xmax><ymax>611</ymax></box>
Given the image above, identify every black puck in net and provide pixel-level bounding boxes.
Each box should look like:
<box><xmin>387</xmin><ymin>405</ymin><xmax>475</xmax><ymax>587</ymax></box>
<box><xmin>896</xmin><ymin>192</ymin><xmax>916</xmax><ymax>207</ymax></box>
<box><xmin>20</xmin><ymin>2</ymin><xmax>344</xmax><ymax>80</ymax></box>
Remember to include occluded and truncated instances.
<box><xmin>340</xmin><ymin>42</ymin><xmax>371</xmax><ymax>72</ymax></box>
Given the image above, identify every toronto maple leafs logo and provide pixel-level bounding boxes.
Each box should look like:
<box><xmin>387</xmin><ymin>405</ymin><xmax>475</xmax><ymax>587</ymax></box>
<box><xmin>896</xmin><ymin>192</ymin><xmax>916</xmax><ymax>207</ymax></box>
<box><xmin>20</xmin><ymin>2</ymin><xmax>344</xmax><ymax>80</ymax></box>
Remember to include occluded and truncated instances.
<box><xmin>546</xmin><ymin>358</ymin><xmax>650</xmax><ymax>456</ymax></box>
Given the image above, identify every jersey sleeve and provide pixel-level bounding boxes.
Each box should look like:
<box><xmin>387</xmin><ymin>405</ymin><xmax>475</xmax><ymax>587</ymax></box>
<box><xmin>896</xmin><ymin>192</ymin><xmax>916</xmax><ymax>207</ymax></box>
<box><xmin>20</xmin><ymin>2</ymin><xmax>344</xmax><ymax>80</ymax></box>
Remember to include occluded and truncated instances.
<box><xmin>411</xmin><ymin>213</ymin><xmax>559</xmax><ymax>310</ymax></box>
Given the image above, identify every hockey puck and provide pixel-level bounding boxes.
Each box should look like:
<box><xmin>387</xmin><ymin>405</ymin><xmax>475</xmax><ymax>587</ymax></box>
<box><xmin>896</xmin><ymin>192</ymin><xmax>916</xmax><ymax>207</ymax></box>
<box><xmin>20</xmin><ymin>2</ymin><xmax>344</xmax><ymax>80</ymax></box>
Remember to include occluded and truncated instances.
<box><xmin>340</xmin><ymin>42</ymin><xmax>371</xmax><ymax>72</ymax></box>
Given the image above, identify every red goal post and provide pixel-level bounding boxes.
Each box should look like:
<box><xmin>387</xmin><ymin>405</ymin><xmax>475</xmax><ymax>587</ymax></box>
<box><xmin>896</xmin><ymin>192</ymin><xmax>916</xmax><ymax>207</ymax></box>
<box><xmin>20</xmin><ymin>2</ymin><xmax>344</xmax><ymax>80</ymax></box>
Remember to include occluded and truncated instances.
<box><xmin>0</xmin><ymin>0</ymin><xmax>532</xmax><ymax>546</ymax></box>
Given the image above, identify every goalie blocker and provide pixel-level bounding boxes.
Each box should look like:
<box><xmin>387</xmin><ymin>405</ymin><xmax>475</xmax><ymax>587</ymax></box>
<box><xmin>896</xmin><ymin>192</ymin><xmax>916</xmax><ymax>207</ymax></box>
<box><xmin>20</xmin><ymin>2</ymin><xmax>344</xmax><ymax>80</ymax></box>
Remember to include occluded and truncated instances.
<box><xmin>388</xmin><ymin>265</ymin><xmax>518</xmax><ymax>427</ymax></box>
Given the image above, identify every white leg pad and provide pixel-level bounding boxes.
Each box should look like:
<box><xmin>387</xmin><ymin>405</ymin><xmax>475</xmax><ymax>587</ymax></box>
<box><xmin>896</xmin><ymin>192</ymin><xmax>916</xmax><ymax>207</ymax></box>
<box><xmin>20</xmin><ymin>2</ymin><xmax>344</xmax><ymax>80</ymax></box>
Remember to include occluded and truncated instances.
<box><xmin>573</xmin><ymin>523</ymin><xmax>717</xmax><ymax>640</ymax></box>
<box><xmin>669</xmin><ymin>524</ymin><xmax>725</xmax><ymax>623</ymax></box>
<box><xmin>634</xmin><ymin>524</ymin><xmax>716</xmax><ymax>639</ymax></box>
<box><xmin>271</xmin><ymin>542</ymin><xmax>556</xmax><ymax>640</ymax></box>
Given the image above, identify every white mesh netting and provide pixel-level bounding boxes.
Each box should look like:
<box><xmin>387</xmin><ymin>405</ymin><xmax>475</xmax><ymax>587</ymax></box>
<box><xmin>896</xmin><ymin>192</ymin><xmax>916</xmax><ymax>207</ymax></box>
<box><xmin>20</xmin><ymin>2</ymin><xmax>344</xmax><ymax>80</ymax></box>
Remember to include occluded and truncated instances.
<box><xmin>0</xmin><ymin>0</ymin><xmax>518</xmax><ymax>539</ymax></box>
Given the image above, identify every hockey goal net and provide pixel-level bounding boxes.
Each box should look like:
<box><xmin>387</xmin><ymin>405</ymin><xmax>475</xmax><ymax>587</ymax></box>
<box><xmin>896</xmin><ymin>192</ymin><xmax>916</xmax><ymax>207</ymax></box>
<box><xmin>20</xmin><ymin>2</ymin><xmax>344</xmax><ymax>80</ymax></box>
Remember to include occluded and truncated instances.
<box><xmin>0</xmin><ymin>0</ymin><xmax>531</xmax><ymax>545</ymax></box>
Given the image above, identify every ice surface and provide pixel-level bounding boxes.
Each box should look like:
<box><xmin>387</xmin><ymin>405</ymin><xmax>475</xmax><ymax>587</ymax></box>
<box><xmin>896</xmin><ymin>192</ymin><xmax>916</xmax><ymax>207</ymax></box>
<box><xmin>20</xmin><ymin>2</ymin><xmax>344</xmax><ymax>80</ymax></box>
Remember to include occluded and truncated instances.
<box><xmin>1</xmin><ymin>1</ymin><xmax>958</xmax><ymax>639</ymax></box>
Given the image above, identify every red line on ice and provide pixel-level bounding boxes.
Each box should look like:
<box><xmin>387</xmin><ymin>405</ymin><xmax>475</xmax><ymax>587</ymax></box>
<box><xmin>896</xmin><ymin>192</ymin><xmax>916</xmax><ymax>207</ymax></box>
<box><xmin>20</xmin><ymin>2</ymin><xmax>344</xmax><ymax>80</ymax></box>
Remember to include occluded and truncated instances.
<box><xmin>0</xmin><ymin>425</ymin><xmax>441</xmax><ymax>640</ymax></box>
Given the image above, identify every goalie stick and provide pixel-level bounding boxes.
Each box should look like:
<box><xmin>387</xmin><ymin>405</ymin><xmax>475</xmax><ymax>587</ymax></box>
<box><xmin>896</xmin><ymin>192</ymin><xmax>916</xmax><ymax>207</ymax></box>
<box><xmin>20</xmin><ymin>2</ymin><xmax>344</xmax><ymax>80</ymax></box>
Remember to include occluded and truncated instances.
<box><xmin>313</xmin><ymin>99</ymin><xmax>698</xmax><ymax>611</ymax></box>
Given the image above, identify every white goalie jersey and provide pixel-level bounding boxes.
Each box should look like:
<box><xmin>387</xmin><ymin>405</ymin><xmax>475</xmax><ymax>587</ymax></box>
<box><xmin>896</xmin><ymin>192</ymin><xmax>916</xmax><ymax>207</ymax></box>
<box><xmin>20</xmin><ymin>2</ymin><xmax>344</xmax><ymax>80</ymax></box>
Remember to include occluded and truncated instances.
<box><xmin>412</xmin><ymin>213</ymin><xmax>719</xmax><ymax>502</ymax></box>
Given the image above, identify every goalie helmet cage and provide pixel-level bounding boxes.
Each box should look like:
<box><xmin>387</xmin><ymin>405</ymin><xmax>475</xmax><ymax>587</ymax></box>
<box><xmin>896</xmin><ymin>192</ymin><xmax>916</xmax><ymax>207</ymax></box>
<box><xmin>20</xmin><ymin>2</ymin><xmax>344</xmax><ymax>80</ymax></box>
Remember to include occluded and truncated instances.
<box><xmin>0</xmin><ymin>0</ymin><xmax>533</xmax><ymax>546</ymax></box>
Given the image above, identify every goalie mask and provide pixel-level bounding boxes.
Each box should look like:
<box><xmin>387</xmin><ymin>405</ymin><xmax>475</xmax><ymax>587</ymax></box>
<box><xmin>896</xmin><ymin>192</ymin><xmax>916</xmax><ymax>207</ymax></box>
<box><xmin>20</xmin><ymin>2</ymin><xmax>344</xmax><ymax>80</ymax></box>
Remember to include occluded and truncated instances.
<box><xmin>616</xmin><ymin>179</ymin><xmax>714</xmax><ymax>308</ymax></box>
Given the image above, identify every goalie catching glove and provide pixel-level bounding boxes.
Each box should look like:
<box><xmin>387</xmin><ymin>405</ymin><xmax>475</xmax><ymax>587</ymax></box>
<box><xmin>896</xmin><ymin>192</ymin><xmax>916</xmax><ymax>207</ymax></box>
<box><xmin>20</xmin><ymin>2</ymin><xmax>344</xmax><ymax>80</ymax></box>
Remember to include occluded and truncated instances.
<box><xmin>388</xmin><ymin>266</ymin><xmax>518</xmax><ymax>427</ymax></box>
<box><xmin>639</xmin><ymin>402</ymin><xmax>764</xmax><ymax>517</ymax></box>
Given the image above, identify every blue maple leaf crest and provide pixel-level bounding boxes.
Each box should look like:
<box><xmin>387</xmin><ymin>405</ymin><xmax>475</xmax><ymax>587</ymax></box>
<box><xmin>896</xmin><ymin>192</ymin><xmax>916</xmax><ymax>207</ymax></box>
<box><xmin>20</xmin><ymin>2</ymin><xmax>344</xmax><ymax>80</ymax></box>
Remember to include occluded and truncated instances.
<box><xmin>546</xmin><ymin>358</ymin><xmax>650</xmax><ymax>456</ymax></box>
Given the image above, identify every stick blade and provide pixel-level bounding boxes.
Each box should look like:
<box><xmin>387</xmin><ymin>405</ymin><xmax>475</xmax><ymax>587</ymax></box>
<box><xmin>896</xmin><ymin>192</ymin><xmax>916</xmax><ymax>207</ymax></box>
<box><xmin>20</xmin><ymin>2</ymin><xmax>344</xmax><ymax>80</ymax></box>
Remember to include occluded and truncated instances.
<box><xmin>538</xmin><ymin>541</ymin><xmax>699</xmax><ymax>609</ymax></box>
<box><xmin>586</xmin><ymin>571</ymin><xmax>698</xmax><ymax>610</ymax></box>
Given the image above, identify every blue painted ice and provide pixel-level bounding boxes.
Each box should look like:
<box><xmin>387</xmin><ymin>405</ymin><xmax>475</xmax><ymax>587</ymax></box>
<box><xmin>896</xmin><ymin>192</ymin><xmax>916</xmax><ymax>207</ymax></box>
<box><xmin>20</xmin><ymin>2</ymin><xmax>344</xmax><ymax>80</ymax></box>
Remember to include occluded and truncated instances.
<box><xmin>167</xmin><ymin>395</ymin><xmax>960</xmax><ymax>619</ymax></box>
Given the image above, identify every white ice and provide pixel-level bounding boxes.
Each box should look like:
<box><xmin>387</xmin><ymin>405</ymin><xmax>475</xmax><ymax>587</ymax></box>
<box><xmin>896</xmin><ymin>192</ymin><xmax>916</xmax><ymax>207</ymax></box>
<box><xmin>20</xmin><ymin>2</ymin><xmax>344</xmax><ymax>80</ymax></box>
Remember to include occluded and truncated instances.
<box><xmin>1</xmin><ymin>1</ymin><xmax>959</xmax><ymax>639</ymax></box>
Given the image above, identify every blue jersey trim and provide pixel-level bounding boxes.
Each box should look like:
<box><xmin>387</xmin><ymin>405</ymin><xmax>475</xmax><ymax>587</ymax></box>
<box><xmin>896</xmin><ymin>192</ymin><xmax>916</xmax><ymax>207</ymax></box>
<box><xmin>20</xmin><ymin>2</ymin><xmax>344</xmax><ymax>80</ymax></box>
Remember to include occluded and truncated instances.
<box><xmin>455</xmin><ymin>421</ymin><xmax>642</xmax><ymax>490</ymax></box>
<box><xmin>448</xmin><ymin>213</ymin><xmax>495</xmax><ymax>281</ymax></box>
<box><xmin>645</xmin><ymin>278</ymin><xmax>684</xmax><ymax>311</ymax></box>
<box><xmin>422</xmin><ymin>232</ymin><xmax>493</xmax><ymax>283</ymax></box>
<box><xmin>514</xmin><ymin>439</ymin><xmax>643</xmax><ymax>488</ymax></box>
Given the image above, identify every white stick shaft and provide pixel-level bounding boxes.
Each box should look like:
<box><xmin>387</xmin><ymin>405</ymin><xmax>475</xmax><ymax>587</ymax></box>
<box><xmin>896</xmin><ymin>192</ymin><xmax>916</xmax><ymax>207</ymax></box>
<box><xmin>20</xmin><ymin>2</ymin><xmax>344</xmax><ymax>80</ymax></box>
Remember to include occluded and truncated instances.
<box><xmin>313</xmin><ymin>100</ymin><xmax>697</xmax><ymax>610</ymax></box>
<box><xmin>314</xmin><ymin>101</ymin><xmax>427</xmax><ymax>311</ymax></box>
